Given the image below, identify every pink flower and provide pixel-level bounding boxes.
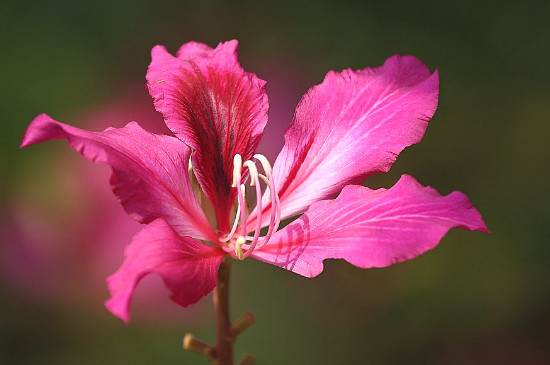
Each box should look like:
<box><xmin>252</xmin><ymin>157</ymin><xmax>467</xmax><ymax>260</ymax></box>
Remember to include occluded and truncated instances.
<box><xmin>21</xmin><ymin>40</ymin><xmax>488</xmax><ymax>323</ymax></box>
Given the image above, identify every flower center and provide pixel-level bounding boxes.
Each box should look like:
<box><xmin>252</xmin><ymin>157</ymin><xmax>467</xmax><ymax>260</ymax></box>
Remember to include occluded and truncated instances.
<box><xmin>219</xmin><ymin>153</ymin><xmax>281</xmax><ymax>259</ymax></box>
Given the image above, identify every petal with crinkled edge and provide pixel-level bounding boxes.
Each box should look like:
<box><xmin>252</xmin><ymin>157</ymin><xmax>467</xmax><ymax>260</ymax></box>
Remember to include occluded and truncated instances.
<box><xmin>249</xmin><ymin>55</ymin><xmax>439</xmax><ymax>230</ymax></box>
<box><xmin>105</xmin><ymin>219</ymin><xmax>225</xmax><ymax>323</ymax></box>
<box><xmin>21</xmin><ymin>114</ymin><xmax>217</xmax><ymax>241</ymax></box>
<box><xmin>253</xmin><ymin>175</ymin><xmax>488</xmax><ymax>278</ymax></box>
<box><xmin>147</xmin><ymin>40</ymin><xmax>269</xmax><ymax>231</ymax></box>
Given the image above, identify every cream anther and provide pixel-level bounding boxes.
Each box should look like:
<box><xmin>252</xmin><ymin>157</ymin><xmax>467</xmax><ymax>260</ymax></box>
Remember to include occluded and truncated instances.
<box><xmin>258</xmin><ymin>174</ymin><xmax>269</xmax><ymax>186</ymax></box>
<box><xmin>231</xmin><ymin>154</ymin><xmax>242</xmax><ymax>187</ymax></box>
<box><xmin>240</xmin><ymin>184</ymin><xmax>246</xmax><ymax>199</ymax></box>
<box><xmin>235</xmin><ymin>236</ymin><xmax>246</xmax><ymax>260</ymax></box>
<box><xmin>254</xmin><ymin>154</ymin><xmax>272</xmax><ymax>176</ymax></box>
<box><xmin>243</xmin><ymin>160</ymin><xmax>259</xmax><ymax>187</ymax></box>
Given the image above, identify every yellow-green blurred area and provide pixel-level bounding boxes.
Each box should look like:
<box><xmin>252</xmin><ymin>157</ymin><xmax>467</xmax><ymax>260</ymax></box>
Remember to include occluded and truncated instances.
<box><xmin>2</xmin><ymin>0</ymin><xmax>549</xmax><ymax>363</ymax></box>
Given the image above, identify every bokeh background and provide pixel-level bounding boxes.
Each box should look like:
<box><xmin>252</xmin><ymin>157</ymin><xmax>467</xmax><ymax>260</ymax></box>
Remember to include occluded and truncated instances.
<box><xmin>2</xmin><ymin>1</ymin><xmax>549</xmax><ymax>363</ymax></box>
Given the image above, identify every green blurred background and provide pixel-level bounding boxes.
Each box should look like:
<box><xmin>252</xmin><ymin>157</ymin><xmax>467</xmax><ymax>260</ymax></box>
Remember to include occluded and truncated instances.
<box><xmin>2</xmin><ymin>0</ymin><xmax>549</xmax><ymax>363</ymax></box>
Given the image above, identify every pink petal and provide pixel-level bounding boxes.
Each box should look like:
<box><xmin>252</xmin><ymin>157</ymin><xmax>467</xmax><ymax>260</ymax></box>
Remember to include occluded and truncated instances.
<box><xmin>253</xmin><ymin>55</ymin><xmax>439</xmax><ymax>227</ymax></box>
<box><xmin>147</xmin><ymin>40</ymin><xmax>269</xmax><ymax>231</ymax></box>
<box><xmin>253</xmin><ymin>175</ymin><xmax>489</xmax><ymax>278</ymax></box>
<box><xmin>21</xmin><ymin>114</ymin><xmax>217</xmax><ymax>242</ymax></box>
<box><xmin>105</xmin><ymin>219</ymin><xmax>225</xmax><ymax>323</ymax></box>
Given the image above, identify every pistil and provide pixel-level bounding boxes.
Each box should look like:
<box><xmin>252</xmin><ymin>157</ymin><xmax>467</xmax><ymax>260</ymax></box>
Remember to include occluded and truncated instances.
<box><xmin>240</xmin><ymin>160</ymin><xmax>262</xmax><ymax>259</ymax></box>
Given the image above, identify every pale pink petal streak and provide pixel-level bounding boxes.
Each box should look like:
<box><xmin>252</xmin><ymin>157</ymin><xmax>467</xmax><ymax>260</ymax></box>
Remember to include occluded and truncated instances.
<box><xmin>147</xmin><ymin>40</ymin><xmax>269</xmax><ymax>231</ymax></box>
<box><xmin>20</xmin><ymin>114</ymin><xmax>216</xmax><ymax>241</ymax></box>
<box><xmin>250</xmin><ymin>55</ymin><xmax>439</xmax><ymax>229</ymax></box>
<box><xmin>253</xmin><ymin>175</ymin><xmax>489</xmax><ymax>278</ymax></box>
<box><xmin>105</xmin><ymin>219</ymin><xmax>225</xmax><ymax>323</ymax></box>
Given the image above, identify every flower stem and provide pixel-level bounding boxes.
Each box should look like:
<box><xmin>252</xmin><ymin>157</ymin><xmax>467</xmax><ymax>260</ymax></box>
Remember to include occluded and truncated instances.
<box><xmin>214</xmin><ymin>255</ymin><xmax>233</xmax><ymax>364</ymax></box>
<box><xmin>183</xmin><ymin>255</ymin><xmax>255</xmax><ymax>364</ymax></box>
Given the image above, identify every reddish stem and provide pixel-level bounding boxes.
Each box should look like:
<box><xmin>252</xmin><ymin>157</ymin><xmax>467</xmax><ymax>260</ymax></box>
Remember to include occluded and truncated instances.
<box><xmin>214</xmin><ymin>255</ymin><xmax>233</xmax><ymax>364</ymax></box>
<box><xmin>184</xmin><ymin>256</ymin><xmax>255</xmax><ymax>364</ymax></box>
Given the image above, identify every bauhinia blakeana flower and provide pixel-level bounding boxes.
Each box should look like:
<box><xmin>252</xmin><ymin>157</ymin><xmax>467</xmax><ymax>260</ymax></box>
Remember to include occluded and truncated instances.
<box><xmin>21</xmin><ymin>40</ymin><xmax>488</xmax><ymax>323</ymax></box>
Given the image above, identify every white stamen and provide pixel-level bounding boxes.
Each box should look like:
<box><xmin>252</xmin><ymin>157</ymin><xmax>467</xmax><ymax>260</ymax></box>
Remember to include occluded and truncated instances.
<box><xmin>219</xmin><ymin>153</ymin><xmax>281</xmax><ymax>259</ymax></box>
<box><xmin>254</xmin><ymin>154</ymin><xmax>280</xmax><ymax>249</ymax></box>
<box><xmin>220</xmin><ymin>203</ymin><xmax>241</xmax><ymax>242</ymax></box>
<box><xmin>222</xmin><ymin>154</ymin><xmax>248</xmax><ymax>245</ymax></box>
<box><xmin>236</xmin><ymin>182</ymin><xmax>248</xmax><ymax>238</ymax></box>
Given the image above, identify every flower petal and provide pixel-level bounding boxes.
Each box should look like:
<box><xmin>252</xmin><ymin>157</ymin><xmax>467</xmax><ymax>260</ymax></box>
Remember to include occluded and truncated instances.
<box><xmin>105</xmin><ymin>219</ymin><xmax>225</xmax><ymax>323</ymax></box>
<box><xmin>147</xmin><ymin>40</ymin><xmax>269</xmax><ymax>231</ymax></box>
<box><xmin>21</xmin><ymin>114</ymin><xmax>217</xmax><ymax>241</ymax></box>
<box><xmin>253</xmin><ymin>175</ymin><xmax>488</xmax><ymax>278</ymax></box>
<box><xmin>254</xmin><ymin>55</ymin><xmax>439</xmax><ymax>226</ymax></box>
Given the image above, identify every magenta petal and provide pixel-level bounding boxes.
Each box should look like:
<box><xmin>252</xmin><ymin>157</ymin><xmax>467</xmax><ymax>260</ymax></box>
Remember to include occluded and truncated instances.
<box><xmin>266</xmin><ymin>55</ymin><xmax>439</xmax><ymax>223</ymax></box>
<box><xmin>147</xmin><ymin>40</ymin><xmax>269</xmax><ymax>231</ymax></box>
<box><xmin>21</xmin><ymin>114</ymin><xmax>217</xmax><ymax>241</ymax></box>
<box><xmin>253</xmin><ymin>175</ymin><xmax>488</xmax><ymax>278</ymax></box>
<box><xmin>105</xmin><ymin>219</ymin><xmax>225</xmax><ymax>323</ymax></box>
